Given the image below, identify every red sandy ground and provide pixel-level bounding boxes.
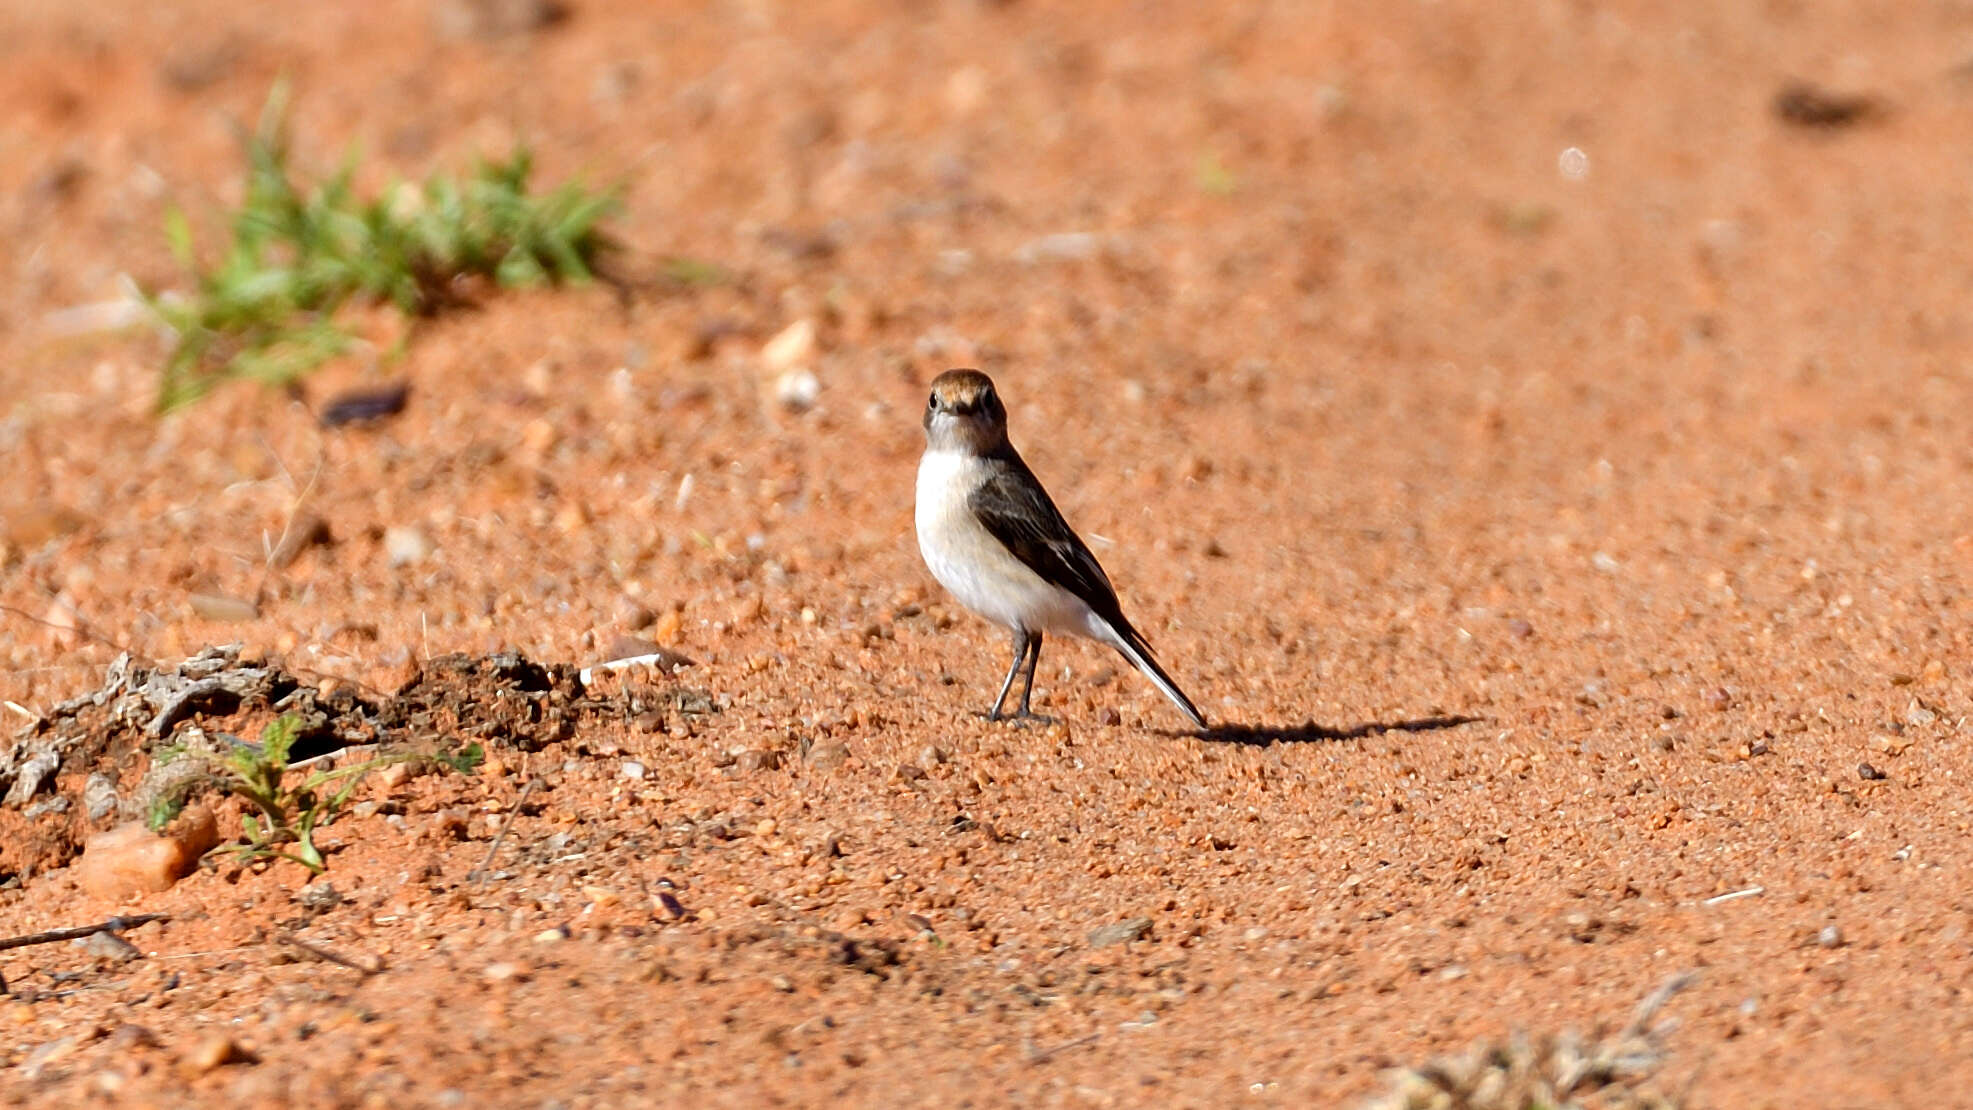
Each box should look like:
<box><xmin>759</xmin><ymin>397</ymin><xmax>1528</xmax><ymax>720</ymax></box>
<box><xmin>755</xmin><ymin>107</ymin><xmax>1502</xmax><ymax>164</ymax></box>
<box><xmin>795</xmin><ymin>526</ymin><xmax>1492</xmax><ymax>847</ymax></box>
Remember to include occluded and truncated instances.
<box><xmin>4</xmin><ymin>0</ymin><xmax>1973</xmax><ymax>1105</ymax></box>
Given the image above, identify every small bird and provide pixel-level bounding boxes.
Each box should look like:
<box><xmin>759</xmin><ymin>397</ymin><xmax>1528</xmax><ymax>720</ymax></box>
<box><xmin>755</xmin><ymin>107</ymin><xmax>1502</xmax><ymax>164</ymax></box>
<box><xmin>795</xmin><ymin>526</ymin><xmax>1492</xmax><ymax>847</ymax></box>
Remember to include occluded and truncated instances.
<box><xmin>914</xmin><ymin>368</ymin><xmax>1207</xmax><ymax>728</ymax></box>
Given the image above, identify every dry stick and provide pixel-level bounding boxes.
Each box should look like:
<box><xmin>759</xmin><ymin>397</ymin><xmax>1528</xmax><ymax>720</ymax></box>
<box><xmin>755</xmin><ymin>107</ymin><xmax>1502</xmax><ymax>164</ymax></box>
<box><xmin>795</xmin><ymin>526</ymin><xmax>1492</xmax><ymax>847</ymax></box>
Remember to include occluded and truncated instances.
<box><xmin>472</xmin><ymin>777</ymin><xmax>541</xmax><ymax>891</ymax></box>
<box><xmin>1027</xmin><ymin>1033</ymin><xmax>1100</xmax><ymax>1064</ymax></box>
<box><xmin>254</xmin><ymin>451</ymin><xmax>325</xmax><ymax>604</ymax></box>
<box><xmin>277</xmin><ymin>933</ymin><xmax>382</xmax><ymax>976</ymax></box>
<box><xmin>283</xmin><ymin>744</ymin><xmax>380</xmax><ymax>773</ymax></box>
<box><xmin>0</xmin><ymin>602</ymin><xmax>142</xmax><ymax>661</ymax></box>
<box><xmin>0</xmin><ymin>914</ymin><xmax>169</xmax><ymax>953</ymax></box>
<box><xmin>1623</xmin><ymin>970</ymin><xmax>1698</xmax><ymax>1038</ymax></box>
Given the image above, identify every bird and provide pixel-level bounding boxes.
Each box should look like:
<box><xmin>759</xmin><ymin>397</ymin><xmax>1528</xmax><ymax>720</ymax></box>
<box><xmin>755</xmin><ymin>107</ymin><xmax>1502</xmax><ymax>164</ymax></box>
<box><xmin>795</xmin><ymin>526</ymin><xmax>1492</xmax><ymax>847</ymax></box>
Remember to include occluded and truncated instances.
<box><xmin>914</xmin><ymin>368</ymin><xmax>1207</xmax><ymax>729</ymax></box>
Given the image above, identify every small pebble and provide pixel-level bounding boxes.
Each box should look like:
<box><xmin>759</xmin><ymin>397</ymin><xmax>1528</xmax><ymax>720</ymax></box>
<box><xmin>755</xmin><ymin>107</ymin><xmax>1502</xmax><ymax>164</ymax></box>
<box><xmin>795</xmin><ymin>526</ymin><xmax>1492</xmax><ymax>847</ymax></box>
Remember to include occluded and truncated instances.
<box><xmin>761</xmin><ymin>318</ymin><xmax>817</xmax><ymax>371</ymax></box>
<box><xmin>620</xmin><ymin>761</ymin><xmax>647</xmax><ymax>781</ymax></box>
<box><xmin>807</xmin><ymin>742</ymin><xmax>850</xmax><ymax>771</ymax></box>
<box><xmin>187</xmin><ymin>593</ymin><xmax>258</xmax><ymax>622</ymax></box>
<box><xmin>83</xmin><ymin>773</ymin><xmax>119</xmax><ymax>822</ymax></box>
<box><xmin>1088</xmin><ymin>917</ymin><xmax>1153</xmax><ymax>948</ymax></box>
<box><xmin>774</xmin><ymin>369</ymin><xmax>822</xmax><ymax>413</ymax></box>
<box><xmin>1818</xmin><ymin>925</ymin><xmax>1843</xmax><ymax>948</ymax></box>
<box><xmin>1857</xmin><ymin>762</ymin><xmax>1886</xmax><ymax>781</ymax></box>
<box><xmin>180</xmin><ymin>1034</ymin><xmax>254</xmax><ymax>1076</ymax></box>
<box><xmin>82</xmin><ymin>930</ymin><xmax>142</xmax><ymax>964</ymax></box>
<box><xmin>296</xmin><ymin>882</ymin><xmax>343</xmax><ymax>912</ymax></box>
<box><xmin>384</xmin><ymin>525</ymin><xmax>433</xmax><ymax>567</ymax></box>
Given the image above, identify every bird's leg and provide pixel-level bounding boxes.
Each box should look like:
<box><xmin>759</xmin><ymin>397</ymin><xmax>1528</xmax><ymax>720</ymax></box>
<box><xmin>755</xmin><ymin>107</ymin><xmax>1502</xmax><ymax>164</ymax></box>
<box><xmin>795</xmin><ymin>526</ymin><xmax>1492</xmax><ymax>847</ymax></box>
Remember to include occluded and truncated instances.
<box><xmin>1008</xmin><ymin>633</ymin><xmax>1056</xmax><ymax>724</ymax></box>
<box><xmin>982</xmin><ymin>629</ymin><xmax>1031</xmax><ymax>721</ymax></box>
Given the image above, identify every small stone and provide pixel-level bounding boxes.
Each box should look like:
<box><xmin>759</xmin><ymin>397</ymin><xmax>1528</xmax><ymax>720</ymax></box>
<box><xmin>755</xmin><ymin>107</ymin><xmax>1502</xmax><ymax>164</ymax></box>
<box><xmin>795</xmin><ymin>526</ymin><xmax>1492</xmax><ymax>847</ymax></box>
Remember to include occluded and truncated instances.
<box><xmin>736</xmin><ymin>749</ymin><xmax>782</xmax><ymax>774</ymax></box>
<box><xmin>483</xmin><ymin>962</ymin><xmax>528</xmax><ymax>983</ymax></box>
<box><xmin>105</xmin><ymin>1024</ymin><xmax>161</xmax><ymax>1051</ymax></box>
<box><xmin>317</xmin><ymin>382</ymin><xmax>410</xmax><ymax>427</ymax></box>
<box><xmin>519</xmin><ymin>417</ymin><xmax>559</xmax><ymax>457</ymax></box>
<box><xmin>432</xmin><ymin>0</ymin><xmax>567</xmax><ymax>40</ymax></box>
<box><xmin>533</xmin><ymin>926</ymin><xmax>570</xmax><ymax>944</ymax></box>
<box><xmin>1857</xmin><ymin>762</ymin><xmax>1886</xmax><ymax>781</ymax></box>
<box><xmin>652</xmin><ymin>609</ymin><xmax>684</xmax><ymax>643</ymax></box>
<box><xmin>807</xmin><ymin>742</ymin><xmax>850</xmax><ymax>771</ymax></box>
<box><xmin>180</xmin><ymin>1034</ymin><xmax>254</xmax><ymax>1076</ymax></box>
<box><xmin>915</xmin><ymin>744</ymin><xmax>947</xmax><ymax>768</ymax></box>
<box><xmin>21</xmin><ymin>1036</ymin><xmax>81</xmax><ymax>1081</ymax></box>
<box><xmin>761</xmin><ymin>318</ymin><xmax>818</xmax><ymax>372</ymax></box>
<box><xmin>1704</xmin><ymin>687</ymin><xmax>1733</xmax><ymax>712</ymax></box>
<box><xmin>82</xmin><ymin>930</ymin><xmax>142</xmax><ymax>964</ymax></box>
<box><xmin>384</xmin><ymin>525</ymin><xmax>433</xmax><ymax>567</ymax></box>
<box><xmin>1817</xmin><ymin>925</ymin><xmax>1843</xmax><ymax>948</ymax></box>
<box><xmin>601</xmin><ymin>635</ymin><xmax>695</xmax><ymax>673</ymax></box>
<box><xmin>620</xmin><ymin>760</ymin><xmax>647</xmax><ymax>781</ymax></box>
<box><xmin>296</xmin><ymin>882</ymin><xmax>343</xmax><ymax>912</ymax></box>
<box><xmin>75</xmin><ymin>807</ymin><xmax>219</xmax><ymax>898</ymax></box>
<box><xmin>3</xmin><ymin>749</ymin><xmax>58</xmax><ymax>807</ymax></box>
<box><xmin>187</xmin><ymin>593</ymin><xmax>258</xmax><ymax>622</ymax></box>
<box><xmin>618</xmin><ymin>599</ymin><xmax>656</xmax><ymax>630</ymax></box>
<box><xmin>268</xmin><ymin>514</ymin><xmax>333</xmax><ymax>569</ymax></box>
<box><xmin>83</xmin><ymin>772</ymin><xmax>119</xmax><ymax>822</ymax></box>
<box><xmin>1088</xmin><ymin>917</ymin><xmax>1153</xmax><ymax>948</ymax></box>
<box><xmin>773</xmin><ymin>369</ymin><xmax>821</xmax><ymax>413</ymax></box>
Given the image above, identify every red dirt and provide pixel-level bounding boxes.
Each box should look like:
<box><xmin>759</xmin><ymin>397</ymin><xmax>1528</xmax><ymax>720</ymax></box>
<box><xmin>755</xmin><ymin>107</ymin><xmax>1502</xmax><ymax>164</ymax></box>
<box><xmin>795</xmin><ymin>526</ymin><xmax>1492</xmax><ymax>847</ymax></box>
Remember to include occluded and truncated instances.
<box><xmin>5</xmin><ymin>0</ymin><xmax>1973</xmax><ymax>1105</ymax></box>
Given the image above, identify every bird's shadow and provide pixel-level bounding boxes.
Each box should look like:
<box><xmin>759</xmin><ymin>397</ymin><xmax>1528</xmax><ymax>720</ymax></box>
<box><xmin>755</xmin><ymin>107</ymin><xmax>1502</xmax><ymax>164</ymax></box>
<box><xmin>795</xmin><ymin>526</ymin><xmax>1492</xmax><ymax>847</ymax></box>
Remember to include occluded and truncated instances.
<box><xmin>1176</xmin><ymin>714</ymin><xmax>1486</xmax><ymax>746</ymax></box>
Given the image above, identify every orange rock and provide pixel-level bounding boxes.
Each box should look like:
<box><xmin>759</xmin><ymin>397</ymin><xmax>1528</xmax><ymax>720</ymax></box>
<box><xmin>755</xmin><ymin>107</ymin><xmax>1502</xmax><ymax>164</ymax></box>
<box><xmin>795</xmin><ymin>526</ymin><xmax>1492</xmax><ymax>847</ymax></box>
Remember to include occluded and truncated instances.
<box><xmin>75</xmin><ymin>806</ymin><xmax>220</xmax><ymax>899</ymax></box>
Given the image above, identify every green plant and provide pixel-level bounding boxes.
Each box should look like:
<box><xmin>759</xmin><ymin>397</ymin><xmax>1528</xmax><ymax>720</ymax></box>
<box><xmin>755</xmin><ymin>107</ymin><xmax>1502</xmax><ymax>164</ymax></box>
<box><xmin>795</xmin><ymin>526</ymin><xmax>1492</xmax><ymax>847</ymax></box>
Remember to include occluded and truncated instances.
<box><xmin>149</xmin><ymin>82</ymin><xmax>621</xmax><ymax>410</ymax></box>
<box><xmin>215</xmin><ymin>713</ymin><xmax>482</xmax><ymax>872</ymax></box>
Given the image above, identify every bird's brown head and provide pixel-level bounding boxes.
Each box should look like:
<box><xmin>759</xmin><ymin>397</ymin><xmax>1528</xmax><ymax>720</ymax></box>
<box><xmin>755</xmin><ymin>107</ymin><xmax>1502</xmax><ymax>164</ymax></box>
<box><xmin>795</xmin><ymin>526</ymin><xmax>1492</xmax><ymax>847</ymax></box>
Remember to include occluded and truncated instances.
<box><xmin>923</xmin><ymin>368</ymin><xmax>1009</xmax><ymax>453</ymax></box>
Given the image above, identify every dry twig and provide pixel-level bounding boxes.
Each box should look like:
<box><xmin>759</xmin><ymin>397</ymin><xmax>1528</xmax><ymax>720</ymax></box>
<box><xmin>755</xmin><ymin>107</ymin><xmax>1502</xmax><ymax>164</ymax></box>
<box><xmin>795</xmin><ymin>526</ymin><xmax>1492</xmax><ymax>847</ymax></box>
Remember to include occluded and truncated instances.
<box><xmin>0</xmin><ymin>914</ymin><xmax>169</xmax><ymax>953</ymax></box>
<box><xmin>471</xmin><ymin>777</ymin><xmax>541</xmax><ymax>891</ymax></box>
<box><xmin>278</xmin><ymin>932</ymin><xmax>383</xmax><ymax>976</ymax></box>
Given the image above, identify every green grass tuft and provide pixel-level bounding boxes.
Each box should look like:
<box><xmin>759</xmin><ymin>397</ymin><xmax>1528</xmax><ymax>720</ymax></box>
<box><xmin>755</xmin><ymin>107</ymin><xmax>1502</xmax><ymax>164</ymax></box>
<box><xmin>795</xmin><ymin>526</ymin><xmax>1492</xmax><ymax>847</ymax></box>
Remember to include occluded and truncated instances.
<box><xmin>149</xmin><ymin>83</ymin><xmax>620</xmax><ymax>411</ymax></box>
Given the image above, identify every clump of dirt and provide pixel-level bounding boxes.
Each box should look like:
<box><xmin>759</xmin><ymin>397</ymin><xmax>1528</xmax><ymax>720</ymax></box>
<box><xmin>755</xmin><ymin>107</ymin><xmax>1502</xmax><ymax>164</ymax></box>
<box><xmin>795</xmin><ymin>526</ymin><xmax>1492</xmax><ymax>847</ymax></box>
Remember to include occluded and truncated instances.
<box><xmin>0</xmin><ymin>646</ymin><xmax>698</xmax><ymax>882</ymax></box>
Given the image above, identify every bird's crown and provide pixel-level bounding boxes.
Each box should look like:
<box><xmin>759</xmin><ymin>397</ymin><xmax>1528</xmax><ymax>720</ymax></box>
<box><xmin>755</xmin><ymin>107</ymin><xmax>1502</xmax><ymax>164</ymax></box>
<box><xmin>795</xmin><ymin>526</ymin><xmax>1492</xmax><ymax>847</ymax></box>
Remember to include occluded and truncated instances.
<box><xmin>927</xmin><ymin>368</ymin><xmax>1000</xmax><ymax>417</ymax></box>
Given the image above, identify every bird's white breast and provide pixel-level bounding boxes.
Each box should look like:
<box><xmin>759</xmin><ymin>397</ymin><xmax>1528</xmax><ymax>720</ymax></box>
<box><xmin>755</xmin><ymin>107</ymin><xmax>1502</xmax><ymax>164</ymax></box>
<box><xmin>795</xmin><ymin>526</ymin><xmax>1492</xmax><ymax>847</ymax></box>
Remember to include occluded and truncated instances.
<box><xmin>915</xmin><ymin>448</ymin><xmax>1100</xmax><ymax>637</ymax></box>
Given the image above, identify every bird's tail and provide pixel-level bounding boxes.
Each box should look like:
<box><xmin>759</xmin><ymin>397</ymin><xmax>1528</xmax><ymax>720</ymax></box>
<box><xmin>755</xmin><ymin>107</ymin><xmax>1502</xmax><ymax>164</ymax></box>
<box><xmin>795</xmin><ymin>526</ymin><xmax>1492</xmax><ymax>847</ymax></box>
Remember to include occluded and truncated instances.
<box><xmin>1099</xmin><ymin>618</ymin><xmax>1207</xmax><ymax>729</ymax></box>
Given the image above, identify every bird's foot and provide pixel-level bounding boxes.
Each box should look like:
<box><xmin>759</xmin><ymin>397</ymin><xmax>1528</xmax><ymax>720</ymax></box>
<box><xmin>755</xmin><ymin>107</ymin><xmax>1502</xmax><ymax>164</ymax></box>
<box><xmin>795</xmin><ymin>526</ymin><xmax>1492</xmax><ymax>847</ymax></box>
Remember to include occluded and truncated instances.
<box><xmin>985</xmin><ymin>709</ymin><xmax>1056</xmax><ymax>728</ymax></box>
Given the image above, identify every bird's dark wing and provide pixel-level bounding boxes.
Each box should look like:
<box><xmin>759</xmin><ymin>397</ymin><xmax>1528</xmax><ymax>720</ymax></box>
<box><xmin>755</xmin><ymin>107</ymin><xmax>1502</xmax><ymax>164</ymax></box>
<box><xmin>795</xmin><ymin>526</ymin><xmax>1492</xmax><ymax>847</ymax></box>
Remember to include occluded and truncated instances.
<box><xmin>968</xmin><ymin>449</ymin><xmax>1129</xmax><ymax>628</ymax></box>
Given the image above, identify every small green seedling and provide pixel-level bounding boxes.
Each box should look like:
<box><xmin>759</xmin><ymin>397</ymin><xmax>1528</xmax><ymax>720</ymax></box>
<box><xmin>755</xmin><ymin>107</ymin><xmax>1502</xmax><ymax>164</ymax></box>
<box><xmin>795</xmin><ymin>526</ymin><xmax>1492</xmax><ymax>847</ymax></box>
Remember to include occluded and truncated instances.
<box><xmin>215</xmin><ymin>713</ymin><xmax>481</xmax><ymax>873</ymax></box>
<box><xmin>150</xmin><ymin>81</ymin><xmax>621</xmax><ymax>410</ymax></box>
